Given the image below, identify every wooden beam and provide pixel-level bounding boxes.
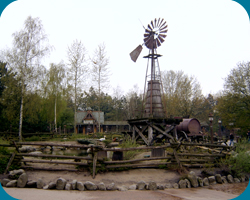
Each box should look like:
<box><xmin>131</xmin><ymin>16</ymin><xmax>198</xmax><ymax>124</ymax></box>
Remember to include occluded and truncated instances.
<box><xmin>106</xmin><ymin>162</ymin><xmax>170</xmax><ymax>169</ymax></box>
<box><xmin>92</xmin><ymin>152</ymin><xmax>98</xmax><ymax>179</ymax></box>
<box><xmin>21</xmin><ymin>159</ymin><xmax>89</xmax><ymax>166</ymax></box>
<box><xmin>103</xmin><ymin>156</ymin><xmax>172</xmax><ymax>164</ymax></box>
<box><xmin>151</xmin><ymin>125</ymin><xmax>174</xmax><ymax>140</ymax></box>
<box><xmin>4</xmin><ymin>152</ymin><xmax>15</xmax><ymax>174</ymax></box>
<box><xmin>21</xmin><ymin>166</ymin><xmax>78</xmax><ymax>172</ymax></box>
<box><xmin>134</xmin><ymin>125</ymin><xmax>149</xmax><ymax>145</ymax></box>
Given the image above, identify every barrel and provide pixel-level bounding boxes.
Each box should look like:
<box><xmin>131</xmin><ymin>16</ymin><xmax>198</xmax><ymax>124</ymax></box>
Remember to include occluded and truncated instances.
<box><xmin>176</xmin><ymin>118</ymin><xmax>201</xmax><ymax>135</ymax></box>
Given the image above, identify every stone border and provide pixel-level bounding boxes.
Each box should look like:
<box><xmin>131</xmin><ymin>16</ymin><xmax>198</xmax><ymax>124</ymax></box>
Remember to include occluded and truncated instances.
<box><xmin>0</xmin><ymin>169</ymin><xmax>249</xmax><ymax>191</ymax></box>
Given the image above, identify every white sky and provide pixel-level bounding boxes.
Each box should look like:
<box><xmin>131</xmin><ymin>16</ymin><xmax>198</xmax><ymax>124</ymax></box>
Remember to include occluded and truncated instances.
<box><xmin>0</xmin><ymin>0</ymin><xmax>250</xmax><ymax>97</ymax></box>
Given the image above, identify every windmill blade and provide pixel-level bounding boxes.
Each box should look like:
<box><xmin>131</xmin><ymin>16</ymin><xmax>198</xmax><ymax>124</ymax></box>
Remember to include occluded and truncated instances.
<box><xmin>148</xmin><ymin>24</ymin><xmax>153</xmax><ymax>30</ymax></box>
<box><xmin>145</xmin><ymin>29</ymin><xmax>152</xmax><ymax>33</ymax></box>
<box><xmin>160</xmin><ymin>25</ymin><xmax>168</xmax><ymax>31</ymax></box>
<box><xmin>159</xmin><ymin>34</ymin><xmax>167</xmax><ymax>38</ymax></box>
<box><xmin>151</xmin><ymin>20</ymin><xmax>154</xmax><ymax>29</ymax></box>
<box><xmin>156</xmin><ymin>38</ymin><xmax>161</xmax><ymax>47</ymax></box>
<box><xmin>144</xmin><ymin>33</ymin><xmax>150</xmax><ymax>37</ymax></box>
<box><xmin>158</xmin><ymin>18</ymin><xmax>164</xmax><ymax>28</ymax></box>
<box><xmin>154</xmin><ymin>18</ymin><xmax>157</xmax><ymax>28</ymax></box>
<box><xmin>160</xmin><ymin>29</ymin><xmax>168</xmax><ymax>34</ymax></box>
<box><xmin>158</xmin><ymin>35</ymin><xmax>165</xmax><ymax>43</ymax></box>
<box><xmin>160</xmin><ymin>21</ymin><xmax>166</xmax><ymax>29</ymax></box>
<box><xmin>156</xmin><ymin>18</ymin><xmax>161</xmax><ymax>27</ymax></box>
<box><xmin>130</xmin><ymin>45</ymin><xmax>143</xmax><ymax>62</ymax></box>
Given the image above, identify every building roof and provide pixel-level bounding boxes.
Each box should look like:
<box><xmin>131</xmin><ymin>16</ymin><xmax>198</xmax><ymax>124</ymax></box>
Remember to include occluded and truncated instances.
<box><xmin>76</xmin><ymin>111</ymin><xmax>104</xmax><ymax>124</ymax></box>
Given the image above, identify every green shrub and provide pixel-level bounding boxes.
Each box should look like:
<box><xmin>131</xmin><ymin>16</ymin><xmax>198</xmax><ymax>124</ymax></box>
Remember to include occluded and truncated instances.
<box><xmin>25</xmin><ymin>136</ymin><xmax>41</xmax><ymax>141</ymax></box>
<box><xmin>119</xmin><ymin>136</ymin><xmax>141</xmax><ymax>160</ymax></box>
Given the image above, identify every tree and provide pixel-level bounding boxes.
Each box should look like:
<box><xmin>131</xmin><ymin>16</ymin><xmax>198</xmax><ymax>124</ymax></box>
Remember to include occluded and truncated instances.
<box><xmin>67</xmin><ymin>39</ymin><xmax>88</xmax><ymax>133</ymax></box>
<box><xmin>161</xmin><ymin>70</ymin><xmax>204</xmax><ymax>119</ymax></box>
<box><xmin>45</xmin><ymin>62</ymin><xmax>67</xmax><ymax>132</ymax></box>
<box><xmin>91</xmin><ymin>43</ymin><xmax>110</xmax><ymax>131</ymax></box>
<box><xmin>3</xmin><ymin>16</ymin><xmax>51</xmax><ymax>141</ymax></box>
<box><xmin>216</xmin><ymin>62</ymin><xmax>250</xmax><ymax>135</ymax></box>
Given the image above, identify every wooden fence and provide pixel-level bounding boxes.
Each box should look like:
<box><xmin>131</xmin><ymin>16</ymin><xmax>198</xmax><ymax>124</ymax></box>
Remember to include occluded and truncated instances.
<box><xmin>0</xmin><ymin>141</ymin><xmax>234</xmax><ymax>179</ymax></box>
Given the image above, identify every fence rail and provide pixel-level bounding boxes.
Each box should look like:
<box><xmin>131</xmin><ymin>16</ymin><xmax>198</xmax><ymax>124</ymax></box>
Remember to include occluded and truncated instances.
<box><xmin>0</xmin><ymin>141</ymin><xmax>234</xmax><ymax>178</ymax></box>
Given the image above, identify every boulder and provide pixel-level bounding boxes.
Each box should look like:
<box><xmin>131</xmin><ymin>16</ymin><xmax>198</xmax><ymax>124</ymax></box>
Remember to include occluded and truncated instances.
<box><xmin>56</xmin><ymin>178</ymin><xmax>67</xmax><ymax>190</ymax></box>
<box><xmin>117</xmin><ymin>185</ymin><xmax>128</xmax><ymax>191</ymax></box>
<box><xmin>106</xmin><ymin>182</ymin><xmax>117</xmax><ymax>191</ymax></box>
<box><xmin>234</xmin><ymin>178</ymin><xmax>240</xmax><ymax>183</ymax></box>
<box><xmin>65</xmin><ymin>183</ymin><xmax>72</xmax><ymax>190</ymax></box>
<box><xmin>240</xmin><ymin>176</ymin><xmax>246</xmax><ymax>182</ymax></box>
<box><xmin>157</xmin><ymin>184</ymin><xmax>165</xmax><ymax>190</ymax></box>
<box><xmin>128</xmin><ymin>184</ymin><xmax>137</xmax><ymax>190</ymax></box>
<box><xmin>188</xmin><ymin>171</ymin><xmax>198</xmax><ymax>188</ymax></box>
<box><xmin>77</xmin><ymin>181</ymin><xmax>85</xmax><ymax>191</ymax></box>
<box><xmin>221</xmin><ymin>176</ymin><xmax>228</xmax><ymax>184</ymax></box>
<box><xmin>185</xmin><ymin>179</ymin><xmax>191</xmax><ymax>188</ymax></box>
<box><xmin>208</xmin><ymin>176</ymin><xmax>216</xmax><ymax>185</ymax></box>
<box><xmin>6</xmin><ymin>180</ymin><xmax>17</xmax><ymax>187</ymax></box>
<box><xmin>26</xmin><ymin>181</ymin><xmax>37</xmax><ymax>188</ymax></box>
<box><xmin>84</xmin><ymin>181</ymin><xmax>97</xmax><ymax>190</ymax></box>
<box><xmin>165</xmin><ymin>183</ymin><xmax>173</xmax><ymax>189</ymax></box>
<box><xmin>197</xmin><ymin>177</ymin><xmax>203</xmax><ymax>187</ymax></box>
<box><xmin>227</xmin><ymin>175</ymin><xmax>234</xmax><ymax>183</ymax></box>
<box><xmin>37</xmin><ymin>179</ymin><xmax>44</xmax><ymax>189</ymax></box>
<box><xmin>245</xmin><ymin>175</ymin><xmax>249</xmax><ymax>181</ymax></box>
<box><xmin>17</xmin><ymin>173</ymin><xmax>28</xmax><ymax>188</ymax></box>
<box><xmin>19</xmin><ymin>146</ymin><xmax>36</xmax><ymax>153</ymax></box>
<box><xmin>178</xmin><ymin>180</ymin><xmax>187</xmax><ymax>188</ymax></box>
<box><xmin>148</xmin><ymin>181</ymin><xmax>157</xmax><ymax>190</ymax></box>
<box><xmin>97</xmin><ymin>182</ymin><xmax>106</xmax><ymax>191</ymax></box>
<box><xmin>48</xmin><ymin>182</ymin><xmax>56</xmax><ymax>189</ymax></box>
<box><xmin>203</xmin><ymin>177</ymin><xmax>209</xmax><ymax>186</ymax></box>
<box><xmin>215</xmin><ymin>174</ymin><xmax>222</xmax><ymax>184</ymax></box>
<box><xmin>1</xmin><ymin>179</ymin><xmax>11</xmax><ymax>187</ymax></box>
<box><xmin>137</xmin><ymin>181</ymin><xmax>146</xmax><ymax>190</ymax></box>
<box><xmin>173</xmin><ymin>183</ymin><xmax>179</xmax><ymax>189</ymax></box>
<box><xmin>43</xmin><ymin>185</ymin><xmax>49</xmax><ymax>190</ymax></box>
<box><xmin>71</xmin><ymin>180</ymin><xmax>77</xmax><ymax>190</ymax></box>
<box><xmin>8</xmin><ymin>169</ymin><xmax>25</xmax><ymax>179</ymax></box>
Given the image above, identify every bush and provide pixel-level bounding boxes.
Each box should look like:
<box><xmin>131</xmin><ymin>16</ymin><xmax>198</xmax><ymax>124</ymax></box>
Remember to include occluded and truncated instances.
<box><xmin>25</xmin><ymin>136</ymin><xmax>41</xmax><ymax>141</ymax></box>
<box><xmin>119</xmin><ymin>136</ymin><xmax>141</xmax><ymax>160</ymax></box>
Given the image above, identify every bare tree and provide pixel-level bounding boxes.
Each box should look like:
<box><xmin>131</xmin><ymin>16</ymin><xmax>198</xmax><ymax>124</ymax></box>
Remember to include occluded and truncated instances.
<box><xmin>4</xmin><ymin>16</ymin><xmax>51</xmax><ymax>141</ymax></box>
<box><xmin>91</xmin><ymin>43</ymin><xmax>110</xmax><ymax>132</ymax></box>
<box><xmin>67</xmin><ymin>39</ymin><xmax>88</xmax><ymax>133</ymax></box>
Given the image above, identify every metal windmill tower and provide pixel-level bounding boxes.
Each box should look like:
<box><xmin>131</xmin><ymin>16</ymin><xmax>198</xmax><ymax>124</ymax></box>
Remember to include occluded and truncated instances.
<box><xmin>130</xmin><ymin>18</ymin><xmax>168</xmax><ymax>118</ymax></box>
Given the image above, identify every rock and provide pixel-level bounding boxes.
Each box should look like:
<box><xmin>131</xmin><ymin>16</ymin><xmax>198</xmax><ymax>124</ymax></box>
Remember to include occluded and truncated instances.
<box><xmin>6</xmin><ymin>180</ymin><xmax>17</xmax><ymax>187</ymax></box>
<box><xmin>185</xmin><ymin>179</ymin><xmax>191</xmax><ymax>188</ymax></box>
<box><xmin>26</xmin><ymin>181</ymin><xmax>37</xmax><ymax>188</ymax></box>
<box><xmin>148</xmin><ymin>181</ymin><xmax>157</xmax><ymax>190</ymax></box>
<box><xmin>97</xmin><ymin>182</ymin><xmax>106</xmax><ymax>191</ymax></box>
<box><xmin>158</xmin><ymin>184</ymin><xmax>165</xmax><ymax>190</ymax></box>
<box><xmin>188</xmin><ymin>171</ymin><xmax>198</xmax><ymax>188</ymax></box>
<box><xmin>234</xmin><ymin>178</ymin><xmax>240</xmax><ymax>183</ymax></box>
<box><xmin>19</xmin><ymin>146</ymin><xmax>36</xmax><ymax>153</ymax></box>
<box><xmin>8</xmin><ymin>169</ymin><xmax>25</xmax><ymax>179</ymax></box>
<box><xmin>106</xmin><ymin>182</ymin><xmax>117</xmax><ymax>191</ymax></box>
<box><xmin>37</xmin><ymin>179</ymin><xmax>44</xmax><ymax>189</ymax></box>
<box><xmin>178</xmin><ymin>180</ymin><xmax>187</xmax><ymax>188</ymax></box>
<box><xmin>208</xmin><ymin>176</ymin><xmax>216</xmax><ymax>185</ymax></box>
<box><xmin>17</xmin><ymin>173</ymin><xmax>28</xmax><ymax>188</ymax></box>
<box><xmin>245</xmin><ymin>175</ymin><xmax>249</xmax><ymax>181</ymax></box>
<box><xmin>197</xmin><ymin>177</ymin><xmax>203</xmax><ymax>187</ymax></box>
<box><xmin>117</xmin><ymin>185</ymin><xmax>128</xmax><ymax>191</ymax></box>
<box><xmin>65</xmin><ymin>183</ymin><xmax>72</xmax><ymax>190</ymax></box>
<box><xmin>227</xmin><ymin>175</ymin><xmax>234</xmax><ymax>183</ymax></box>
<box><xmin>137</xmin><ymin>181</ymin><xmax>146</xmax><ymax>190</ymax></box>
<box><xmin>56</xmin><ymin>178</ymin><xmax>67</xmax><ymax>190</ymax></box>
<box><xmin>222</xmin><ymin>176</ymin><xmax>228</xmax><ymax>184</ymax></box>
<box><xmin>71</xmin><ymin>180</ymin><xmax>77</xmax><ymax>190</ymax></box>
<box><xmin>77</xmin><ymin>181</ymin><xmax>85</xmax><ymax>191</ymax></box>
<box><xmin>240</xmin><ymin>176</ymin><xmax>246</xmax><ymax>182</ymax></box>
<box><xmin>43</xmin><ymin>185</ymin><xmax>49</xmax><ymax>190</ymax></box>
<box><xmin>84</xmin><ymin>181</ymin><xmax>97</xmax><ymax>190</ymax></box>
<box><xmin>128</xmin><ymin>184</ymin><xmax>137</xmax><ymax>190</ymax></box>
<box><xmin>215</xmin><ymin>174</ymin><xmax>222</xmax><ymax>184</ymax></box>
<box><xmin>165</xmin><ymin>183</ymin><xmax>173</xmax><ymax>189</ymax></box>
<box><xmin>173</xmin><ymin>183</ymin><xmax>179</xmax><ymax>189</ymax></box>
<box><xmin>48</xmin><ymin>182</ymin><xmax>56</xmax><ymax>189</ymax></box>
<box><xmin>1</xmin><ymin>179</ymin><xmax>11</xmax><ymax>187</ymax></box>
<box><xmin>203</xmin><ymin>177</ymin><xmax>209</xmax><ymax>186</ymax></box>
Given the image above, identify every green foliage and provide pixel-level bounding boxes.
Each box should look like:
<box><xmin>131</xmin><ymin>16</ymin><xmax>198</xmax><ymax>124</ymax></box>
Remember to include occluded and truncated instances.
<box><xmin>24</xmin><ymin>136</ymin><xmax>41</xmax><ymax>141</ymax></box>
<box><xmin>119</xmin><ymin>136</ymin><xmax>141</xmax><ymax>160</ymax></box>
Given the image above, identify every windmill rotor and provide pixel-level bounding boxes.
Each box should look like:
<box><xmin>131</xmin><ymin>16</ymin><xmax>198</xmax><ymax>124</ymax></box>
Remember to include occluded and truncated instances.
<box><xmin>130</xmin><ymin>18</ymin><xmax>168</xmax><ymax>62</ymax></box>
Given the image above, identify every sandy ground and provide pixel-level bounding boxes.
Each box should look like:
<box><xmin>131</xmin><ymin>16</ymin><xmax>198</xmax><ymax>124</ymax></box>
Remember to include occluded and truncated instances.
<box><xmin>1</xmin><ymin>169</ymin><xmax>249</xmax><ymax>200</ymax></box>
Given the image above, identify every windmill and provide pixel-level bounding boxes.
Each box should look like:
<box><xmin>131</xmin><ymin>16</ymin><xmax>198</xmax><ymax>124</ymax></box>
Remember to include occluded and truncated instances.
<box><xmin>130</xmin><ymin>18</ymin><xmax>168</xmax><ymax>118</ymax></box>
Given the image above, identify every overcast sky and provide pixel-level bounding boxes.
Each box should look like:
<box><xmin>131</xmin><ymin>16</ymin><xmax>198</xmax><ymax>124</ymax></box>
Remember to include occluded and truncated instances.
<box><xmin>0</xmin><ymin>0</ymin><xmax>250</xmax><ymax>97</ymax></box>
